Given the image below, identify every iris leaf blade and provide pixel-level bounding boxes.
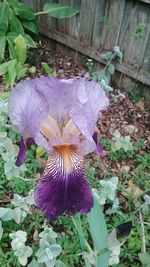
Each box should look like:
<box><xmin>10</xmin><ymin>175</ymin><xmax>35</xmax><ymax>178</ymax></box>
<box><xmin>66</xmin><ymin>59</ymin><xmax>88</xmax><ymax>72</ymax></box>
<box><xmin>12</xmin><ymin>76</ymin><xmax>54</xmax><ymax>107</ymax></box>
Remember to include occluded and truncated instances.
<box><xmin>87</xmin><ymin>193</ymin><xmax>109</xmax><ymax>267</ymax></box>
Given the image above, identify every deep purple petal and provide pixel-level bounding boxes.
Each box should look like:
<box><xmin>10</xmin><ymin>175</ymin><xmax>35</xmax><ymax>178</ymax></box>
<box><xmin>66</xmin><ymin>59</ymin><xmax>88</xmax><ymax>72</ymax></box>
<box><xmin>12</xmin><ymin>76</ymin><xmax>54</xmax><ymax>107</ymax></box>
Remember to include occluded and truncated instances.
<box><xmin>26</xmin><ymin>137</ymin><xmax>36</xmax><ymax>148</ymax></box>
<box><xmin>35</xmin><ymin>149</ymin><xmax>93</xmax><ymax>220</ymax></box>
<box><xmin>93</xmin><ymin>132</ymin><xmax>103</xmax><ymax>156</ymax></box>
<box><xmin>15</xmin><ymin>137</ymin><xmax>27</xmax><ymax>166</ymax></box>
<box><xmin>15</xmin><ymin>137</ymin><xmax>36</xmax><ymax>166</ymax></box>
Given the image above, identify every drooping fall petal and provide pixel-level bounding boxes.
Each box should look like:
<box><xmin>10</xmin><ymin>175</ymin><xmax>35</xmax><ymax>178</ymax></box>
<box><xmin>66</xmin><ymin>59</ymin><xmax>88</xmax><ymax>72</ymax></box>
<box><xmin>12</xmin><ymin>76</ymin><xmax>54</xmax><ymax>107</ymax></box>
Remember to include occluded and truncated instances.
<box><xmin>35</xmin><ymin>146</ymin><xmax>93</xmax><ymax>219</ymax></box>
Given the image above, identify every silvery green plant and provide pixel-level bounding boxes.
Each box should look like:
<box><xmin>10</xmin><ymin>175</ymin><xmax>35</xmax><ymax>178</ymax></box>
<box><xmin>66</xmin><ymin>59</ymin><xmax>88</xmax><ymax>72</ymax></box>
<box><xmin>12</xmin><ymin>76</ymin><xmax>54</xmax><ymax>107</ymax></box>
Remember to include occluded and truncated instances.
<box><xmin>0</xmin><ymin>98</ymin><xmax>26</xmax><ymax>179</ymax></box>
<box><xmin>111</xmin><ymin>130</ymin><xmax>133</xmax><ymax>152</ymax></box>
<box><xmin>9</xmin><ymin>230</ymin><xmax>33</xmax><ymax>266</ymax></box>
<box><xmin>0</xmin><ymin>190</ymin><xmax>35</xmax><ymax>241</ymax></box>
<box><xmin>93</xmin><ymin>176</ymin><xmax>119</xmax><ymax>215</ymax></box>
<box><xmin>135</xmin><ymin>194</ymin><xmax>150</xmax><ymax>216</ymax></box>
<box><xmin>108</xmin><ymin>222</ymin><xmax>132</xmax><ymax>266</ymax></box>
<box><xmin>87</xmin><ymin>46</ymin><xmax>123</xmax><ymax>93</ymax></box>
<box><xmin>35</xmin><ymin>227</ymin><xmax>66</xmax><ymax>267</ymax></box>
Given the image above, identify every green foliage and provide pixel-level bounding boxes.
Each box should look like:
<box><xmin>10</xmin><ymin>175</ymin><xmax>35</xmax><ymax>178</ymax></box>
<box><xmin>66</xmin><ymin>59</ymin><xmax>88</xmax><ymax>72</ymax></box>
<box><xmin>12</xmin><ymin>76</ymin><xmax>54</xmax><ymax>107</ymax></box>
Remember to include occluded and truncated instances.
<box><xmin>108</xmin><ymin>222</ymin><xmax>132</xmax><ymax>265</ymax></box>
<box><xmin>111</xmin><ymin>130</ymin><xmax>133</xmax><ymax>152</ymax></box>
<box><xmin>37</xmin><ymin>3</ymin><xmax>79</xmax><ymax>18</ymax></box>
<box><xmin>30</xmin><ymin>227</ymin><xmax>66</xmax><ymax>267</ymax></box>
<box><xmin>0</xmin><ymin>0</ymin><xmax>37</xmax><ymax>63</ymax></box>
<box><xmin>87</xmin><ymin>193</ymin><xmax>109</xmax><ymax>267</ymax></box>
<box><xmin>87</xmin><ymin>46</ymin><xmax>123</xmax><ymax>94</ymax></box>
<box><xmin>41</xmin><ymin>62</ymin><xmax>57</xmax><ymax>76</ymax></box>
<box><xmin>133</xmin><ymin>23</ymin><xmax>145</xmax><ymax>40</ymax></box>
<box><xmin>0</xmin><ymin>0</ymin><xmax>79</xmax><ymax>87</ymax></box>
<box><xmin>10</xmin><ymin>230</ymin><xmax>33</xmax><ymax>266</ymax></box>
<box><xmin>139</xmin><ymin>253</ymin><xmax>150</xmax><ymax>267</ymax></box>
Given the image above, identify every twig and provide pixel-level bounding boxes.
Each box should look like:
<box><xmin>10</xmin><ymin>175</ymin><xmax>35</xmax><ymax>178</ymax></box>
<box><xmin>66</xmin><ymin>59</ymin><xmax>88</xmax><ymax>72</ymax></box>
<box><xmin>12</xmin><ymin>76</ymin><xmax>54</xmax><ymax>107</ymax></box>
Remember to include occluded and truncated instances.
<box><xmin>139</xmin><ymin>211</ymin><xmax>146</xmax><ymax>254</ymax></box>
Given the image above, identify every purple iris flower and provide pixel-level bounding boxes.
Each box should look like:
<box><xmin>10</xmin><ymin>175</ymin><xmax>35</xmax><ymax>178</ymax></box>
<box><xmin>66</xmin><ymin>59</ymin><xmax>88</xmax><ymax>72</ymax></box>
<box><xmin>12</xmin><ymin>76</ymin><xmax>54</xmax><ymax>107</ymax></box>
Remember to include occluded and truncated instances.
<box><xmin>8</xmin><ymin>77</ymin><xmax>109</xmax><ymax>220</ymax></box>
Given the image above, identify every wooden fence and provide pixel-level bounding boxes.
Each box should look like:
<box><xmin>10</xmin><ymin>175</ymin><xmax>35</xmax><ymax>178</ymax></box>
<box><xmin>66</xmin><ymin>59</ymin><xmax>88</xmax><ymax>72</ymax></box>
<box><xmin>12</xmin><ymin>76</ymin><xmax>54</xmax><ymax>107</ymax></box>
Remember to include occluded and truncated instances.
<box><xmin>25</xmin><ymin>0</ymin><xmax>150</xmax><ymax>87</ymax></box>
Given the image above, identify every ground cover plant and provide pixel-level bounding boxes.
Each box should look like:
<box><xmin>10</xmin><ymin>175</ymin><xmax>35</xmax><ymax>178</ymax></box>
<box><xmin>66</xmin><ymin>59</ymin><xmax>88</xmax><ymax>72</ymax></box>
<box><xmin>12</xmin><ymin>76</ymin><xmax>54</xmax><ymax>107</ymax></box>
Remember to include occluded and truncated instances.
<box><xmin>0</xmin><ymin>2</ymin><xmax>150</xmax><ymax>267</ymax></box>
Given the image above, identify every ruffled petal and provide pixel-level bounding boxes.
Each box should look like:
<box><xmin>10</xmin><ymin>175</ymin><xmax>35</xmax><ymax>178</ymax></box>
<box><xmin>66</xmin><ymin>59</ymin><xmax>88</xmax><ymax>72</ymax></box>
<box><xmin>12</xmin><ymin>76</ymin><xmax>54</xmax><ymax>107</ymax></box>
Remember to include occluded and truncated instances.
<box><xmin>8</xmin><ymin>79</ymin><xmax>49</xmax><ymax>149</ymax></box>
<box><xmin>35</xmin><ymin>148</ymin><xmax>93</xmax><ymax>220</ymax></box>
<box><xmin>70</xmin><ymin>78</ymin><xmax>109</xmax><ymax>141</ymax></box>
<box><xmin>79</xmin><ymin>138</ymin><xmax>96</xmax><ymax>155</ymax></box>
<box><xmin>85</xmin><ymin>79</ymin><xmax>109</xmax><ymax>121</ymax></box>
<box><xmin>33</xmin><ymin>77</ymin><xmax>77</xmax><ymax>119</ymax></box>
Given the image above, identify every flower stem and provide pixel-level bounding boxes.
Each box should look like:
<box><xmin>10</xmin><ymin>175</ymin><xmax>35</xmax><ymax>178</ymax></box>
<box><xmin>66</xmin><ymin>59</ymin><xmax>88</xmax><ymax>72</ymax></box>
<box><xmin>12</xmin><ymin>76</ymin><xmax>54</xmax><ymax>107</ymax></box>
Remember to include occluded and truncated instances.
<box><xmin>72</xmin><ymin>214</ymin><xmax>92</xmax><ymax>252</ymax></box>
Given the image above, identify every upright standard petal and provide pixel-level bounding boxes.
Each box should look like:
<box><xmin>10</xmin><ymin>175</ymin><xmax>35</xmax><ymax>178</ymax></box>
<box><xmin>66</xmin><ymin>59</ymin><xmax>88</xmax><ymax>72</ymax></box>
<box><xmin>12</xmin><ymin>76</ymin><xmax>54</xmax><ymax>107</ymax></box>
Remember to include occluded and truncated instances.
<box><xmin>35</xmin><ymin>145</ymin><xmax>93</xmax><ymax>220</ymax></box>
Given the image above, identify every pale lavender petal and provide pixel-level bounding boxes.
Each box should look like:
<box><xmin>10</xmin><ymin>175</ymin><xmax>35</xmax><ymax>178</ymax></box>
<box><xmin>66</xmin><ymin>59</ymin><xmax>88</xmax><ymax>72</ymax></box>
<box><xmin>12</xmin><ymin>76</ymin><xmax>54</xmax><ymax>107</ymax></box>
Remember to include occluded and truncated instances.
<box><xmin>70</xmin><ymin>78</ymin><xmax>109</xmax><ymax>141</ymax></box>
<box><xmin>8</xmin><ymin>79</ymin><xmax>49</xmax><ymax>149</ymax></box>
<box><xmin>35</xmin><ymin>150</ymin><xmax>93</xmax><ymax>220</ymax></box>
<box><xmin>33</xmin><ymin>77</ymin><xmax>77</xmax><ymax>119</ymax></box>
<box><xmin>79</xmin><ymin>138</ymin><xmax>96</xmax><ymax>155</ymax></box>
<box><xmin>70</xmin><ymin>102</ymin><xmax>95</xmax><ymax>142</ymax></box>
<box><xmin>85</xmin><ymin>79</ymin><xmax>109</xmax><ymax>121</ymax></box>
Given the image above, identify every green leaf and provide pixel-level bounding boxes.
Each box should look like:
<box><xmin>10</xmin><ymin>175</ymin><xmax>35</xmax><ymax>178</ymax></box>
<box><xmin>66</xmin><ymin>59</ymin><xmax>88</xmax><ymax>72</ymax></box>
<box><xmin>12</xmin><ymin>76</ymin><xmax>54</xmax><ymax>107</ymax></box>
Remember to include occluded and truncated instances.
<box><xmin>0</xmin><ymin>92</ymin><xmax>10</xmax><ymax>100</ymax></box>
<box><xmin>43</xmin><ymin>3</ymin><xmax>79</xmax><ymax>19</ymax></box>
<box><xmin>24</xmin><ymin>34</ymin><xmax>37</xmax><ymax>48</ymax></box>
<box><xmin>12</xmin><ymin>207</ymin><xmax>21</xmax><ymax>224</ymax></box>
<box><xmin>41</xmin><ymin>62</ymin><xmax>55</xmax><ymax>76</ymax></box>
<box><xmin>0</xmin><ymin>59</ymin><xmax>16</xmax><ymax>75</ymax></box>
<box><xmin>55</xmin><ymin>261</ymin><xmax>67</xmax><ymax>267</ymax></box>
<box><xmin>87</xmin><ymin>192</ymin><xmax>109</xmax><ymax>267</ymax></box>
<box><xmin>6</xmin><ymin>59</ymin><xmax>17</xmax><ymax>86</ymax></box>
<box><xmin>7</xmin><ymin>37</ymin><xmax>17</xmax><ymax>59</ymax></box>
<box><xmin>0</xmin><ymin>207</ymin><xmax>13</xmax><ymax>221</ymax></box>
<box><xmin>139</xmin><ymin>253</ymin><xmax>150</xmax><ymax>267</ymax></box>
<box><xmin>10</xmin><ymin>2</ymin><xmax>35</xmax><ymax>20</ymax></box>
<box><xmin>28</xmin><ymin>259</ymin><xmax>41</xmax><ymax>267</ymax></box>
<box><xmin>0</xmin><ymin>36</ymin><xmax>6</xmax><ymax>62</ymax></box>
<box><xmin>14</xmin><ymin>35</ymin><xmax>27</xmax><ymax>64</ymax></box>
<box><xmin>7</xmin><ymin>32</ymin><xmax>18</xmax><ymax>58</ymax></box>
<box><xmin>50</xmin><ymin>244</ymin><xmax>62</xmax><ymax>257</ymax></box>
<box><xmin>100</xmin><ymin>51</ymin><xmax>113</xmax><ymax>61</ymax></box>
<box><xmin>107</xmin><ymin>64</ymin><xmax>115</xmax><ymax>75</ymax></box>
<box><xmin>16</xmin><ymin>62</ymin><xmax>27</xmax><ymax>80</ymax></box>
<box><xmin>9</xmin><ymin>13</ymin><xmax>24</xmax><ymax>34</ymax></box>
<box><xmin>23</xmin><ymin>20</ymin><xmax>38</xmax><ymax>34</ymax></box>
<box><xmin>0</xmin><ymin>220</ymin><xmax>3</xmax><ymax>240</ymax></box>
<box><xmin>0</xmin><ymin>3</ymin><xmax>9</xmax><ymax>33</ymax></box>
<box><xmin>8</xmin><ymin>59</ymin><xmax>17</xmax><ymax>86</ymax></box>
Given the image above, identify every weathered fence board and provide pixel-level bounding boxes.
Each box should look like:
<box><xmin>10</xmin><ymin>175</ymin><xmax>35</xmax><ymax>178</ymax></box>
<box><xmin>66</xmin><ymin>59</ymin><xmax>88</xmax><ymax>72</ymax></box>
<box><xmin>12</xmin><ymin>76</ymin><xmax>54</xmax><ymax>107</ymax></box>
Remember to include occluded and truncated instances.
<box><xmin>25</xmin><ymin>0</ymin><xmax>150</xmax><ymax>86</ymax></box>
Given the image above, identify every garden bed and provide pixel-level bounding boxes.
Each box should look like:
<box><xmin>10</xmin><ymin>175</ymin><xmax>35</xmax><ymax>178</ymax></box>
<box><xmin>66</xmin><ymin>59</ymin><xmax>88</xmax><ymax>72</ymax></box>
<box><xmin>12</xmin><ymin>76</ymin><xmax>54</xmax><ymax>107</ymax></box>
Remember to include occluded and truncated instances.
<box><xmin>0</xmin><ymin>43</ymin><xmax>150</xmax><ymax>267</ymax></box>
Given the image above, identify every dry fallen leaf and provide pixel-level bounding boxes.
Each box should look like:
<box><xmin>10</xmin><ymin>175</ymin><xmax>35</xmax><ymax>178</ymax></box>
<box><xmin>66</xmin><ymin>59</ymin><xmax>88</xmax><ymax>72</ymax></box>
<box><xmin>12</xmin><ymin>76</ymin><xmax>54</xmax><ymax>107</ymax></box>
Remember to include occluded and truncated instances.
<box><xmin>122</xmin><ymin>180</ymin><xmax>143</xmax><ymax>201</ymax></box>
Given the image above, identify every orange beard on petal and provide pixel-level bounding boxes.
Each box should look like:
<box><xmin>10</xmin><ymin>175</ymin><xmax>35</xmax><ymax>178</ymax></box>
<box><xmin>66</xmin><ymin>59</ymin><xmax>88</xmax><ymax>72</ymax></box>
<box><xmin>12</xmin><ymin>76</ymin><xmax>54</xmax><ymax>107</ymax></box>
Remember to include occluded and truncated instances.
<box><xmin>54</xmin><ymin>144</ymin><xmax>78</xmax><ymax>174</ymax></box>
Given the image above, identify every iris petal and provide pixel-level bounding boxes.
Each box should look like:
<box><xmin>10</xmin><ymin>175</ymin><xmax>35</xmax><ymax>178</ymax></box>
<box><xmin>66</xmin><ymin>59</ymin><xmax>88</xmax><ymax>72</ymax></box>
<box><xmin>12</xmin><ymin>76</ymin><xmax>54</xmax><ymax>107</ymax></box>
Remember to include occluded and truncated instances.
<box><xmin>35</xmin><ymin>147</ymin><xmax>93</xmax><ymax>220</ymax></box>
<box><xmin>93</xmin><ymin>131</ymin><xmax>103</xmax><ymax>156</ymax></box>
<box><xmin>15</xmin><ymin>137</ymin><xmax>27</xmax><ymax>166</ymax></box>
<box><xmin>16</xmin><ymin>137</ymin><xmax>35</xmax><ymax>166</ymax></box>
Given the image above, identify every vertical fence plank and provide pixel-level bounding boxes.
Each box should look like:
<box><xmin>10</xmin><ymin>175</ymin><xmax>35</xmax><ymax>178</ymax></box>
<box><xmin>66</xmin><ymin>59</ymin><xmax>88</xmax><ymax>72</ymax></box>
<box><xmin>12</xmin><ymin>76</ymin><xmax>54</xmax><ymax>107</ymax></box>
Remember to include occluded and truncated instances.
<box><xmin>23</xmin><ymin>0</ymin><xmax>150</xmax><ymax>86</ymax></box>
<box><xmin>119</xmin><ymin>1</ymin><xmax>150</xmax><ymax>67</ymax></box>
<box><xmin>68</xmin><ymin>0</ymin><xmax>81</xmax><ymax>39</ymax></box>
<box><xmin>79</xmin><ymin>0</ymin><xmax>97</xmax><ymax>46</ymax></box>
<box><xmin>99</xmin><ymin>0</ymin><xmax>126</xmax><ymax>50</ymax></box>
<box><xmin>92</xmin><ymin>0</ymin><xmax>108</xmax><ymax>50</ymax></box>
